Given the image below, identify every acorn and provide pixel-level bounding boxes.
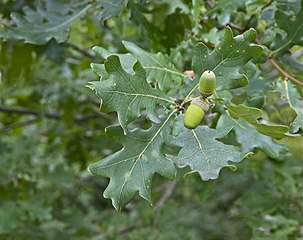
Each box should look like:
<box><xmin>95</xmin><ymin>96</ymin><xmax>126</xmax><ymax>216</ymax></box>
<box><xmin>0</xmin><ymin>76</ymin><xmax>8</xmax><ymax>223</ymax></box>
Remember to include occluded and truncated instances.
<box><xmin>199</xmin><ymin>70</ymin><xmax>216</xmax><ymax>98</ymax></box>
<box><xmin>184</xmin><ymin>104</ymin><xmax>204</xmax><ymax>129</ymax></box>
<box><xmin>183</xmin><ymin>97</ymin><xmax>211</xmax><ymax>129</ymax></box>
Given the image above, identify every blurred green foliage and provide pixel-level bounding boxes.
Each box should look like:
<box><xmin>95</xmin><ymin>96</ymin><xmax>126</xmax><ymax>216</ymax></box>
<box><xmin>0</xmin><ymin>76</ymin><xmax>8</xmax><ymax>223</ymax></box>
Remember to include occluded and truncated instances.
<box><xmin>0</xmin><ymin>0</ymin><xmax>302</xmax><ymax>239</ymax></box>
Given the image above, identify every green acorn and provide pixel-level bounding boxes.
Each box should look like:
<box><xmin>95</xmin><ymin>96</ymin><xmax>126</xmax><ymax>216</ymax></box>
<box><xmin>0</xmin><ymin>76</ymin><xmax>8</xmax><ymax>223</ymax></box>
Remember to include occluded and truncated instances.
<box><xmin>183</xmin><ymin>97</ymin><xmax>211</xmax><ymax>129</ymax></box>
<box><xmin>199</xmin><ymin>70</ymin><xmax>216</xmax><ymax>98</ymax></box>
<box><xmin>184</xmin><ymin>104</ymin><xmax>205</xmax><ymax>129</ymax></box>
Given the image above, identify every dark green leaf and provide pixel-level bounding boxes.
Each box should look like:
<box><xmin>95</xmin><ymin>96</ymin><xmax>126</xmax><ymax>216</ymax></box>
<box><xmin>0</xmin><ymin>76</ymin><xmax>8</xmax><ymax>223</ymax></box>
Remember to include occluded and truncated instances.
<box><xmin>88</xmin><ymin>55</ymin><xmax>174</xmax><ymax>133</ymax></box>
<box><xmin>95</xmin><ymin>0</ymin><xmax>125</xmax><ymax>21</ymax></box>
<box><xmin>272</xmin><ymin>2</ymin><xmax>303</xmax><ymax>54</ymax></box>
<box><xmin>123</xmin><ymin>41</ymin><xmax>185</xmax><ymax>92</ymax></box>
<box><xmin>276</xmin><ymin>80</ymin><xmax>303</xmax><ymax>133</ymax></box>
<box><xmin>88</xmin><ymin>112</ymin><xmax>177</xmax><ymax>210</ymax></box>
<box><xmin>189</xmin><ymin>27</ymin><xmax>263</xmax><ymax>94</ymax></box>
<box><xmin>170</xmin><ymin>117</ymin><xmax>248</xmax><ymax>180</ymax></box>
<box><xmin>6</xmin><ymin>3</ymin><xmax>91</xmax><ymax>45</ymax></box>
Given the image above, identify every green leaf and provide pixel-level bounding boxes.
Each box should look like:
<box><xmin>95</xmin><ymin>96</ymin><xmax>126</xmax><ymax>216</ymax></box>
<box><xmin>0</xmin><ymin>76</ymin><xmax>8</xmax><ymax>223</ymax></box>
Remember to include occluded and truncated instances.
<box><xmin>207</xmin><ymin>0</ymin><xmax>247</xmax><ymax>24</ymax></box>
<box><xmin>277</xmin><ymin>0</ymin><xmax>302</xmax><ymax>14</ymax></box>
<box><xmin>88</xmin><ymin>112</ymin><xmax>177</xmax><ymax>211</ymax></box>
<box><xmin>272</xmin><ymin>1</ymin><xmax>303</xmax><ymax>54</ymax></box>
<box><xmin>154</xmin><ymin>0</ymin><xmax>190</xmax><ymax>15</ymax></box>
<box><xmin>122</xmin><ymin>41</ymin><xmax>185</xmax><ymax>92</ymax></box>
<box><xmin>88</xmin><ymin>55</ymin><xmax>174</xmax><ymax>133</ymax></box>
<box><xmin>92</xmin><ymin>46</ymin><xmax>137</xmax><ymax>76</ymax></box>
<box><xmin>227</xmin><ymin>104</ymin><xmax>289</xmax><ymax>139</ymax></box>
<box><xmin>0</xmin><ymin>202</ymin><xmax>24</xmax><ymax>233</ymax></box>
<box><xmin>95</xmin><ymin>0</ymin><xmax>125</xmax><ymax>21</ymax></box>
<box><xmin>5</xmin><ymin>3</ymin><xmax>92</xmax><ymax>45</ymax></box>
<box><xmin>170</xmin><ymin>119</ymin><xmax>248</xmax><ymax>180</ymax></box>
<box><xmin>190</xmin><ymin>27</ymin><xmax>263</xmax><ymax>93</ymax></box>
<box><xmin>276</xmin><ymin>80</ymin><xmax>303</xmax><ymax>133</ymax></box>
<box><xmin>218</xmin><ymin>114</ymin><xmax>288</xmax><ymax>159</ymax></box>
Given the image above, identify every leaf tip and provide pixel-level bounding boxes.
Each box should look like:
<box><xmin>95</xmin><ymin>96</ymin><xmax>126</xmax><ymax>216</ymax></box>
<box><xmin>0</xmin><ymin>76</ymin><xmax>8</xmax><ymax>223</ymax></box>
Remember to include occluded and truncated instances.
<box><xmin>224</xmin><ymin>26</ymin><xmax>234</xmax><ymax>37</ymax></box>
<box><xmin>85</xmin><ymin>82</ymin><xmax>100</xmax><ymax>92</ymax></box>
<box><xmin>92</xmin><ymin>46</ymin><xmax>98</xmax><ymax>52</ymax></box>
<box><xmin>183</xmin><ymin>170</ymin><xmax>198</xmax><ymax>178</ymax></box>
<box><xmin>87</xmin><ymin>163</ymin><xmax>95</xmax><ymax>176</ymax></box>
<box><xmin>225</xmin><ymin>164</ymin><xmax>237</xmax><ymax>171</ymax></box>
<box><xmin>243</xmin><ymin>151</ymin><xmax>254</xmax><ymax>160</ymax></box>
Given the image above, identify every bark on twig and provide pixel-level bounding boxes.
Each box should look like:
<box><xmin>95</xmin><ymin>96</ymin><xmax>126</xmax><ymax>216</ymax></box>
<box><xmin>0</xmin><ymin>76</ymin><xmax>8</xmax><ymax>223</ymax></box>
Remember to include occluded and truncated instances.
<box><xmin>152</xmin><ymin>181</ymin><xmax>177</xmax><ymax>230</ymax></box>
<box><xmin>269</xmin><ymin>57</ymin><xmax>303</xmax><ymax>87</ymax></box>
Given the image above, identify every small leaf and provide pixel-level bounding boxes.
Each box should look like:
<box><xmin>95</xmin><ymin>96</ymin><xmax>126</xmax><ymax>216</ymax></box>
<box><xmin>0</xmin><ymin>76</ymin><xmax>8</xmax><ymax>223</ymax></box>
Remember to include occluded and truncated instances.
<box><xmin>227</xmin><ymin>104</ymin><xmax>289</xmax><ymax>139</ymax></box>
<box><xmin>123</xmin><ymin>41</ymin><xmax>185</xmax><ymax>92</ymax></box>
<box><xmin>88</xmin><ymin>111</ymin><xmax>177</xmax><ymax>210</ymax></box>
<box><xmin>190</xmin><ymin>27</ymin><xmax>263</xmax><ymax>93</ymax></box>
<box><xmin>92</xmin><ymin>46</ymin><xmax>137</xmax><ymax>75</ymax></box>
<box><xmin>88</xmin><ymin>55</ymin><xmax>174</xmax><ymax>132</ymax></box>
<box><xmin>272</xmin><ymin>2</ymin><xmax>303</xmax><ymax>54</ymax></box>
<box><xmin>207</xmin><ymin>0</ymin><xmax>246</xmax><ymax>24</ymax></box>
<box><xmin>276</xmin><ymin>80</ymin><xmax>303</xmax><ymax>133</ymax></box>
<box><xmin>218</xmin><ymin>114</ymin><xmax>288</xmax><ymax>159</ymax></box>
<box><xmin>95</xmin><ymin>0</ymin><xmax>125</xmax><ymax>21</ymax></box>
<box><xmin>277</xmin><ymin>0</ymin><xmax>302</xmax><ymax>14</ymax></box>
<box><xmin>170</xmin><ymin>117</ymin><xmax>248</xmax><ymax>180</ymax></box>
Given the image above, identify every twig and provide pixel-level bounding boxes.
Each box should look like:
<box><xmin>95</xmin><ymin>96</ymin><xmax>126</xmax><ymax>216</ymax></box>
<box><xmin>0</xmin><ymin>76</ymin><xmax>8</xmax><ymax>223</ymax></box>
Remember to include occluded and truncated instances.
<box><xmin>0</xmin><ymin>118</ymin><xmax>39</xmax><ymax>133</ymax></box>
<box><xmin>226</xmin><ymin>23</ymin><xmax>245</xmax><ymax>32</ymax></box>
<box><xmin>204</xmin><ymin>0</ymin><xmax>213</xmax><ymax>9</ymax></box>
<box><xmin>154</xmin><ymin>181</ymin><xmax>177</xmax><ymax>212</ymax></box>
<box><xmin>261</xmin><ymin>0</ymin><xmax>274</xmax><ymax>10</ymax></box>
<box><xmin>152</xmin><ymin>181</ymin><xmax>177</xmax><ymax>230</ymax></box>
<box><xmin>65</xmin><ymin>41</ymin><xmax>95</xmax><ymax>59</ymax></box>
<box><xmin>269</xmin><ymin>57</ymin><xmax>303</xmax><ymax>87</ymax></box>
<box><xmin>0</xmin><ymin>106</ymin><xmax>106</xmax><ymax>122</ymax></box>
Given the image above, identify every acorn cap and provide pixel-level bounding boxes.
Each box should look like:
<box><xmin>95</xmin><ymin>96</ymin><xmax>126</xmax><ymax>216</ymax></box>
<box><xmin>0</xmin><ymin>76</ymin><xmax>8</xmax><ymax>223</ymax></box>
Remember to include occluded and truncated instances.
<box><xmin>191</xmin><ymin>97</ymin><xmax>211</xmax><ymax>112</ymax></box>
<box><xmin>198</xmin><ymin>89</ymin><xmax>213</xmax><ymax>99</ymax></box>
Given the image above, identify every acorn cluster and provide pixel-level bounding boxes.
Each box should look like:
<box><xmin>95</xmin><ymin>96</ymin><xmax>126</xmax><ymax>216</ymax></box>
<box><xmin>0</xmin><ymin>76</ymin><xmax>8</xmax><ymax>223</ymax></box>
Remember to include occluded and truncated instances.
<box><xmin>184</xmin><ymin>70</ymin><xmax>216</xmax><ymax>129</ymax></box>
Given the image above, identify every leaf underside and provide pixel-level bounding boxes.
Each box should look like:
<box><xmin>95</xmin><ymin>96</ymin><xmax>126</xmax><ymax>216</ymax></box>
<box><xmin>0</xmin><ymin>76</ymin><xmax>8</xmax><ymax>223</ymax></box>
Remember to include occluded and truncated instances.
<box><xmin>218</xmin><ymin>114</ymin><xmax>288</xmax><ymax>159</ymax></box>
<box><xmin>227</xmin><ymin>104</ymin><xmax>289</xmax><ymax>139</ymax></box>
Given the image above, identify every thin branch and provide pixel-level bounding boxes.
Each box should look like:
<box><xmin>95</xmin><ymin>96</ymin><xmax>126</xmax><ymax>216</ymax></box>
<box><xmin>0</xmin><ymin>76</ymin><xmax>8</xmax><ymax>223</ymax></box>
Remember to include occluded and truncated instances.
<box><xmin>65</xmin><ymin>41</ymin><xmax>95</xmax><ymax>59</ymax></box>
<box><xmin>0</xmin><ymin>118</ymin><xmax>39</xmax><ymax>133</ymax></box>
<box><xmin>261</xmin><ymin>0</ymin><xmax>274</xmax><ymax>10</ymax></box>
<box><xmin>152</xmin><ymin>181</ymin><xmax>177</xmax><ymax>230</ymax></box>
<box><xmin>226</xmin><ymin>23</ymin><xmax>245</xmax><ymax>32</ymax></box>
<box><xmin>269</xmin><ymin>57</ymin><xmax>303</xmax><ymax>87</ymax></box>
<box><xmin>205</xmin><ymin>0</ymin><xmax>213</xmax><ymax>9</ymax></box>
<box><xmin>153</xmin><ymin>181</ymin><xmax>177</xmax><ymax>211</ymax></box>
<box><xmin>217</xmin><ymin>23</ymin><xmax>245</xmax><ymax>33</ymax></box>
<box><xmin>0</xmin><ymin>106</ymin><xmax>38</xmax><ymax>115</ymax></box>
<box><xmin>0</xmin><ymin>106</ymin><xmax>107</xmax><ymax>122</ymax></box>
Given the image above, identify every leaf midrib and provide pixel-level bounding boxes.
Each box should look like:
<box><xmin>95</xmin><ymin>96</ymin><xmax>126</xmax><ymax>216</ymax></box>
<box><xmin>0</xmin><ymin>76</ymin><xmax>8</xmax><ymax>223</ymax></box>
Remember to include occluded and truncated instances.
<box><xmin>10</xmin><ymin>4</ymin><xmax>91</xmax><ymax>34</ymax></box>
<box><xmin>117</xmin><ymin>110</ymin><xmax>177</xmax><ymax>204</ymax></box>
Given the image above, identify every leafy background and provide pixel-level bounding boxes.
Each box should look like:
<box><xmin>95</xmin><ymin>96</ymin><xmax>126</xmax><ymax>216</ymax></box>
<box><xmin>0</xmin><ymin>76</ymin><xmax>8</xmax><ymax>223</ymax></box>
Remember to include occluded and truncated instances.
<box><xmin>0</xmin><ymin>0</ymin><xmax>302</xmax><ymax>239</ymax></box>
